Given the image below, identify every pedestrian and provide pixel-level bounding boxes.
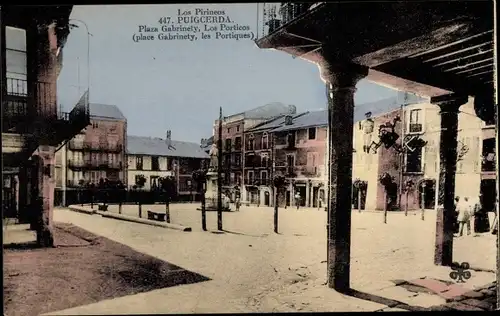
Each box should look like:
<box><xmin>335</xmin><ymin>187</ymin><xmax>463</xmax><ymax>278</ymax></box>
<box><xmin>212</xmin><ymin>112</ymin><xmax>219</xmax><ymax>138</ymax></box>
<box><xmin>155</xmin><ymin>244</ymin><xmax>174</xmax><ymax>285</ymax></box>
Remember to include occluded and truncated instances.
<box><xmin>457</xmin><ymin>197</ymin><xmax>472</xmax><ymax>236</ymax></box>
<box><xmin>453</xmin><ymin>196</ymin><xmax>460</xmax><ymax>234</ymax></box>
<box><xmin>235</xmin><ymin>197</ymin><xmax>241</xmax><ymax>212</ymax></box>
<box><xmin>294</xmin><ymin>192</ymin><xmax>301</xmax><ymax>210</ymax></box>
<box><xmin>491</xmin><ymin>198</ymin><xmax>498</xmax><ymax>235</ymax></box>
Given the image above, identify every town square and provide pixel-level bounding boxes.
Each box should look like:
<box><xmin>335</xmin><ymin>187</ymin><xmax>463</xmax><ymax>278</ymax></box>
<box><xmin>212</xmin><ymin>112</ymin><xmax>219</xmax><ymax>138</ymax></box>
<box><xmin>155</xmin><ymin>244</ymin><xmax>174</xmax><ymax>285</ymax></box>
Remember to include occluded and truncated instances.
<box><xmin>2</xmin><ymin>2</ymin><xmax>499</xmax><ymax>314</ymax></box>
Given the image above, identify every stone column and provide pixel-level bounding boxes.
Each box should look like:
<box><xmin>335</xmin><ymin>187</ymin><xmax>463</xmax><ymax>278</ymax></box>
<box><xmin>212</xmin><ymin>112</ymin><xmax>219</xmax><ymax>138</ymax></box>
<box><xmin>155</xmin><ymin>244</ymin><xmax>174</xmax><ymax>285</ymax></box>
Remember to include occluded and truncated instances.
<box><xmin>33</xmin><ymin>146</ymin><xmax>56</xmax><ymax>247</ymax></box>
<box><xmin>431</xmin><ymin>94</ymin><xmax>468</xmax><ymax>266</ymax></box>
<box><xmin>18</xmin><ymin>165</ymin><xmax>29</xmax><ymax>223</ymax></box>
<box><xmin>322</xmin><ymin>61</ymin><xmax>368</xmax><ymax>292</ymax></box>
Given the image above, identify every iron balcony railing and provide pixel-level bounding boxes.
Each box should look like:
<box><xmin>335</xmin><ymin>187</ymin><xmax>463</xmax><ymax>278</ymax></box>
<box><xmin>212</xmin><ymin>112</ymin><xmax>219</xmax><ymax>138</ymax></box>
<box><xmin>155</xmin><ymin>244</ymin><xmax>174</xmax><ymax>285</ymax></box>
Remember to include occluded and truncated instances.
<box><xmin>67</xmin><ymin>180</ymin><xmax>83</xmax><ymax>188</ymax></box>
<box><xmin>68</xmin><ymin>159</ymin><xmax>85</xmax><ymax>169</ymax></box>
<box><xmin>79</xmin><ymin>143</ymin><xmax>123</xmax><ymax>152</ymax></box>
<box><xmin>294</xmin><ymin>165</ymin><xmax>320</xmax><ymax>177</ymax></box>
<box><xmin>257</xmin><ymin>3</ymin><xmax>324</xmax><ymax>39</ymax></box>
<box><xmin>244</xmin><ymin>177</ymin><xmax>271</xmax><ymax>186</ymax></box>
<box><xmin>3</xmin><ymin>77</ymin><xmax>90</xmax><ymax>135</ymax></box>
<box><xmin>3</xmin><ymin>77</ymin><xmax>57</xmax><ymax>131</ymax></box>
<box><xmin>68</xmin><ymin>140</ymin><xmax>84</xmax><ymax>150</ymax></box>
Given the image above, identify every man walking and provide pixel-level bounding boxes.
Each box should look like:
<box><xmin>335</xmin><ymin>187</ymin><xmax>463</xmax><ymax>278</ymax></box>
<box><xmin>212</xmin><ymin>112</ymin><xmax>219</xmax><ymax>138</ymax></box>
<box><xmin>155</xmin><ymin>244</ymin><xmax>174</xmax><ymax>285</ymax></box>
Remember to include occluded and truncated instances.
<box><xmin>294</xmin><ymin>192</ymin><xmax>301</xmax><ymax>210</ymax></box>
<box><xmin>457</xmin><ymin>197</ymin><xmax>472</xmax><ymax>236</ymax></box>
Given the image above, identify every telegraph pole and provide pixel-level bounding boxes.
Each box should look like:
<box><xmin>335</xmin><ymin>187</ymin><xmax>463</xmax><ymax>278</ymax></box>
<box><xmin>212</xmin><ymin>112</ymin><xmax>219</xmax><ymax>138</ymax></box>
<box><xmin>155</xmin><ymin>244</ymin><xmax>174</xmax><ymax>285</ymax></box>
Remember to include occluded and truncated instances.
<box><xmin>217</xmin><ymin>107</ymin><xmax>223</xmax><ymax>231</ymax></box>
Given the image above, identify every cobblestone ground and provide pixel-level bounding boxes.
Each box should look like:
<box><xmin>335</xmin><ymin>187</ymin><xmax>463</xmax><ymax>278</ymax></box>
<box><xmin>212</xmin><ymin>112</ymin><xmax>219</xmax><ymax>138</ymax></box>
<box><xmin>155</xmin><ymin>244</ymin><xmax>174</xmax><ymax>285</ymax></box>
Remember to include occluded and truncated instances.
<box><xmin>49</xmin><ymin>204</ymin><xmax>497</xmax><ymax>314</ymax></box>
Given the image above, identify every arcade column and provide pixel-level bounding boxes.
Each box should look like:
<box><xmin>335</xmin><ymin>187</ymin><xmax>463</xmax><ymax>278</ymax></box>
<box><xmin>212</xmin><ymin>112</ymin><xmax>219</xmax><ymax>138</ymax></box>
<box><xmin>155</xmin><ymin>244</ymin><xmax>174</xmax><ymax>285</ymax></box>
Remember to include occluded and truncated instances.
<box><xmin>321</xmin><ymin>60</ymin><xmax>368</xmax><ymax>292</ymax></box>
<box><xmin>431</xmin><ymin>94</ymin><xmax>468</xmax><ymax>266</ymax></box>
<box><xmin>33</xmin><ymin>146</ymin><xmax>57</xmax><ymax>247</ymax></box>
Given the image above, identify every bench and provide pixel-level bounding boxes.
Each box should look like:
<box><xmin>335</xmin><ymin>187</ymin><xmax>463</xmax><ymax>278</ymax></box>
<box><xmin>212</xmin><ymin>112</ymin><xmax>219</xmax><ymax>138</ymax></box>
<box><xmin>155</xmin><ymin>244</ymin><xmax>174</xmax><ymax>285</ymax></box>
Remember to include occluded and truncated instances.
<box><xmin>147</xmin><ymin>210</ymin><xmax>166</xmax><ymax>222</ymax></box>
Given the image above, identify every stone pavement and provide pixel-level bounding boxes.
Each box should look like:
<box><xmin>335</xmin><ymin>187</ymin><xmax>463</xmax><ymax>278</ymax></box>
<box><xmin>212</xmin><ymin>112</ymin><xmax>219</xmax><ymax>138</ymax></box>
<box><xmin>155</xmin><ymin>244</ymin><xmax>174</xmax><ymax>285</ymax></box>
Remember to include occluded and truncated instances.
<box><xmin>45</xmin><ymin>205</ymin><xmax>497</xmax><ymax>313</ymax></box>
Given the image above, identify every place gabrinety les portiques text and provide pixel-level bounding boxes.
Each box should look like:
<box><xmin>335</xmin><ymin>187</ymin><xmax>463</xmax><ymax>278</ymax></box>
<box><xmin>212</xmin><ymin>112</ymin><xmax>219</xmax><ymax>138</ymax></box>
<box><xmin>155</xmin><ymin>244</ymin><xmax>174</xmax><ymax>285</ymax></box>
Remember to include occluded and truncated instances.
<box><xmin>132</xmin><ymin>8</ymin><xmax>254</xmax><ymax>42</ymax></box>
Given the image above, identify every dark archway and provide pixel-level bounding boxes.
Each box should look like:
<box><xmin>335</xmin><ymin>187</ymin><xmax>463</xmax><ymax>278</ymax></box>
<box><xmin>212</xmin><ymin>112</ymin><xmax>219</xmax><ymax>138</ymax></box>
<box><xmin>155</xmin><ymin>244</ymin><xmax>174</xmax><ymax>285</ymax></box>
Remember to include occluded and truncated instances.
<box><xmin>480</xmin><ymin>179</ymin><xmax>496</xmax><ymax>212</ymax></box>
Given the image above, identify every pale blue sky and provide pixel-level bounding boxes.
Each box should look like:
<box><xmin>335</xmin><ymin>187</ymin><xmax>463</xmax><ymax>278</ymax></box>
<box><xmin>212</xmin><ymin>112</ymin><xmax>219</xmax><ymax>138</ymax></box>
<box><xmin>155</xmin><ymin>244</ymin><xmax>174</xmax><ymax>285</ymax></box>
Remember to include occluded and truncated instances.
<box><xmin>57</xmin><ymin>4</ymin><xmax>399</xmax><ymax>143</ymax></box>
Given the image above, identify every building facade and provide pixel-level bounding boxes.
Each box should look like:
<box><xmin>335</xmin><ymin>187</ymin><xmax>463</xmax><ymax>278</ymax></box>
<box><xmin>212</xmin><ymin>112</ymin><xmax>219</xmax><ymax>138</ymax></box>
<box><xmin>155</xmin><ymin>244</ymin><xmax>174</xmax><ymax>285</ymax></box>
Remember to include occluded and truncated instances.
<box><xmin>234</xmin><ymin>93</ymin><xmax>492</xmax><ymax>212</ymax></box>
<box><xmin>353</xmin><ymin>97</ymin><xmax>487</xmax><ymax>211</ymax></box>
<box><xmin>126</xmin><ymin>133</ymin><xmax>209</xmax><ymax>200</ymax></box>
<box><xmin>213</xmin><ymin>102</ymin><xmax>297</xmax><ymax>202</ymax></box>
<box><xmin>54</xmin><ymin>103</ymin><xmax>127</xmax><ymax>206</ymax></box>
<box><xmin>2</xmin><ymin>6</ymin><xmax>89</xmax><ymax>245</ymax></box>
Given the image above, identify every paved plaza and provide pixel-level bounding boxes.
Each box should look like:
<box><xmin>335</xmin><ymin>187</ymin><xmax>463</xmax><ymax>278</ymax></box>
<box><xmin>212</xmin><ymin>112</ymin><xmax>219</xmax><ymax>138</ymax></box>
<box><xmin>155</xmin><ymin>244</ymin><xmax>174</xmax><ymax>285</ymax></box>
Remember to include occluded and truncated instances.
<box><xmin>40</xmin><ymin>203</ymin><xmax>496</xmax><ymax>314</ymax></box>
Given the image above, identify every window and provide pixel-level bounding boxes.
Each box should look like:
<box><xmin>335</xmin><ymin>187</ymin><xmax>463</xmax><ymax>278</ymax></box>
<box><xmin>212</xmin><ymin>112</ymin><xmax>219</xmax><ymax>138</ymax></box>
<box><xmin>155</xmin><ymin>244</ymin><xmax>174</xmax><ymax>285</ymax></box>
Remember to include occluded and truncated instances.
<box><xmin>262</xmin><ymin>132</ymin><xmax>269</xmax><ymax>149</ymax></box>
<box><xmin>109</xmin><ymin>125</ymin><xmax>117</xmax><ymax>134</ymax></box>
<box><xmin>234</xmin><ymin>137</ymin><xmax>242</xmax><ymax>150</ymax></box>
<box><xmin>236</xmin><ymin>125</ymin><xmax>240</xmax><ymax>132</ymax></box>
<box><xmin>224</xmin><ymin>154</ymin><xmax>231</xmax><ymax>168</ymax></box>
<box><xmin>247</xmin><ymin>134</ymin><xmax>255</xmax><ymax>151</ymax></box>
<box><xmin>227</xmin><ymin>127</ymin><xmax>231</xmax><ymax>133</ymax></box>
<box><xmin>225</xmin><ymin>138</ymin><xmax>232</xmax><ymax>151</ymax></box>
<box><xmin>405</xmin><ymin>147</ymin><xmax>423</xmax><ymax>173</ymax></box>
<box><xmin>135</xmin><ymin>174</ymin><xmax>147</xmax><ymax>187</ymax></box>
<box><xmin>482</xmin><ymin>138</ymin><xmax>495</xmax><ymax>172</ymax></box>
<box><xmin>308</xmin><ymin>127</ymin><xmax>316</xmax><ymax>140</ymax></box>
<box><xmin>151</xmin><ymin>156</ymin><xmax>160</xmax><ymax>171</ymax></box>
<box><xmin>287</xmin><ymin>131</ymin><xmax>296</xmax><ymax>147</ymax></box>
<box><xmin>307</xmin><ymin>152</ymin><xmax>318</xmax><ymax>166</ymax></box>
<box><xmin>150</xmin><ymin>176</ymin><xmax>160</xmax><ymax>190</ymax></box>
<box><xmin>286</xmin><ymin>154</ymin><xmax>295</xmax><ymax>174</ymax></box>
<box><xmin>234</xmin><ymin>153</ymin><xmax>241</xmax><ymax>167</ymax></box>
<box><xmin>248</xmin><ymin>170</ymin><xmax>254</xmax><ymax>183</ymax></box>
<box><xmin>6</xmin><ymin>27</ymin><xmax>27</xmax><ymax>95</ymax></box>
<box><xmin>408</xmin><ymin>109</ymin><xmax>423</xmax><ymax>133</ymax></box>
<box><xmin>236</xmin><ymin>172</ymin><xmax>242</xmax><ymax>185</ymax></box>
<box><xmin>261</xmin><ymin>170</ymin><xmax>268</xmax><ymax>184</ymax></box>
<box><xmin>136</xmin><ymin>156</ymin><xmax>143</xmax><ymax>170</ymax></box>
<box><xmin>261</xmin><ymin>155</ymin><xmax>269</xmax><ymax>168</ymax></box>
<box><xmin>92</xmin><ymin>121</ymin><xmax>99</xmax><ymax>129</ymax></box>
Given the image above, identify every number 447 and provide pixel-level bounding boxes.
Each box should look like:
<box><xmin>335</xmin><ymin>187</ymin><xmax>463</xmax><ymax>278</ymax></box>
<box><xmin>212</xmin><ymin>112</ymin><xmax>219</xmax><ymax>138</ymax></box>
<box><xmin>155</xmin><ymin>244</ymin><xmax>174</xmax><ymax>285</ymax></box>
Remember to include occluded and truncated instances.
<box><xmin>158</xmin><ymin>17</ymin><xmax>171</xmax><ymax>24</ymax></box>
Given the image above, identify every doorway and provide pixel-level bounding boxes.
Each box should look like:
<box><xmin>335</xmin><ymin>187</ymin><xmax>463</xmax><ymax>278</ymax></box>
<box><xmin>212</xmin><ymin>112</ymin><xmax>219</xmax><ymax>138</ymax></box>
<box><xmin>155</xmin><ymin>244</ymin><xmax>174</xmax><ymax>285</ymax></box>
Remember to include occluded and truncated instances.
<box><xmin>264</xmin><ymin>191</ymin><xmax>270</xmax><ymax>206</ymax></box>
<box><xmin>2</xmin><ymin>174</ymin><xmax>18</xmax><ymax>219</ymax></box>
<box><xmin>418</xmin><ymin>179</ymin><xmax>436</xmax><ymax>209</ymax></box>
<box><xmin>296</xmin><ymin>185</ymin><xmax>306</xmax><ymax>206</ymax></box>
<box><xmin>313</xmin><ymin>186</ymin><xmax>319</xmax><ymax>207</ymax></box>
<box><xmin>480</xmin><ymin>179</ymin><xmax>496</xmax><ymax>212</ymax></box>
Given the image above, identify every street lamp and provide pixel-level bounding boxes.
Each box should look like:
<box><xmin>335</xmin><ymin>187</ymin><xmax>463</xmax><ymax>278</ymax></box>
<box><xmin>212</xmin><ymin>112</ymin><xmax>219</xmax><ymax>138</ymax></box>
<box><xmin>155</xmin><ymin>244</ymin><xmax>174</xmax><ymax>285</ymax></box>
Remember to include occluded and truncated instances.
<box><xmin>69</xmin><ymin>19</ymin><xmax>92</xmax><ymax>108</ymax></box>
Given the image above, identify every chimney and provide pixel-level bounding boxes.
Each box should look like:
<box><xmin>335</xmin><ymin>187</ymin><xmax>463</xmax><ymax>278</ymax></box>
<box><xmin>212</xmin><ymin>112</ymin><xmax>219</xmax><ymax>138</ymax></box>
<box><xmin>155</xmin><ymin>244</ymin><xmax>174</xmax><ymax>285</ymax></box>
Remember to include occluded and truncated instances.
<box><xmin>166</xmin><ymin>130</ymin><xmax>172</xmax><ymax>147</ymax></box>
<box><xmin>284</xmin><ymin>115</ymin><xmax>293</xmax><ymax>125</ymax></box>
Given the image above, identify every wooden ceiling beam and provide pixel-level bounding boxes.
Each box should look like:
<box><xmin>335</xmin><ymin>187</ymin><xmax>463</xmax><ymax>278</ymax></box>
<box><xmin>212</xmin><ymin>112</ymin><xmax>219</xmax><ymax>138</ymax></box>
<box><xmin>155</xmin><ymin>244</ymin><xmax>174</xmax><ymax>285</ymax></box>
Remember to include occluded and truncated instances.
<box><xmin>422</xmin><ymin>41</ymin><xmax>493</xmax><ymax>63</ymax></box>
<box><xmin>431</xmin><ymin>49</ymin><xmax>493</xmax><ymax>67</ymax></box>
<box><xmin>442</xmin><ymin>57</ymin><xmax>494</xmax><ymax>72</ymax></box>
<box><xmin>455</xmin><ymin>63</ymin><xmax>494</xmax><ymax>75</ymax></box>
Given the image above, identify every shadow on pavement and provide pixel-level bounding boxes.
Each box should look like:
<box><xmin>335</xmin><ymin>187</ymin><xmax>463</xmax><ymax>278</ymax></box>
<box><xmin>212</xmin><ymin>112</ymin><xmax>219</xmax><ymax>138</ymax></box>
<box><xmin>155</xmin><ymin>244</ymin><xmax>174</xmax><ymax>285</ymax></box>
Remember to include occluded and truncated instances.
<box><xmin>222</xmin><ymin>229</ymin><xmax>268</xmax><ymax>238</ymax></box>
<box><xmin>3</xmin><ymin>241</ymin><xmax>40</xmax><ymax>250</ymax></box>
<box><xmin>343</xmin><ymin>288</ymin><xmax>428</xmax><ymax>311</ymax></box>
<box><xmin>4</xmin><ymin>223</ymin><xmax>211</xmax><ymax>316</ymax></box>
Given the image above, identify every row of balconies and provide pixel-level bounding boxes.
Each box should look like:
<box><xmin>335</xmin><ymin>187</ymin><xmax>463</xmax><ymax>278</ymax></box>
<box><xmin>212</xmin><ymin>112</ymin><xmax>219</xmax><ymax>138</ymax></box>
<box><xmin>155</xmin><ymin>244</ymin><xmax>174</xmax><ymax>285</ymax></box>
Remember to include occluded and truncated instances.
<box><xmin>223</xmin><ymin>143</ymin><xmax>243</xmax><ymax>152</ymax></box>
<box><xmin>68</xmin><ymin>140</ymin><xmax>123</xmax><ymax>153</ymax></box>
<box><xmin>244</xmin><ymin>177</ymin><xmax>271</xmax><ymax>186</ymax></box>
<box><xmin>68</xmin><ymin>159</ymin><xmax>122</xmax><ymax>170</ymax></box>
<box><xmin>274</xmin><ymin>165</ymin><xmax>320</xmax><ymax>178</ymax></box>
<box><xmin>245</xmin><ymin>142</ymin><xmax>271</xmax><ymax>151</ymax></box>
<box><xmin>260</xmin><ymin>3</ymin><xmax>318</xmax><ymax>38</ymax></box>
